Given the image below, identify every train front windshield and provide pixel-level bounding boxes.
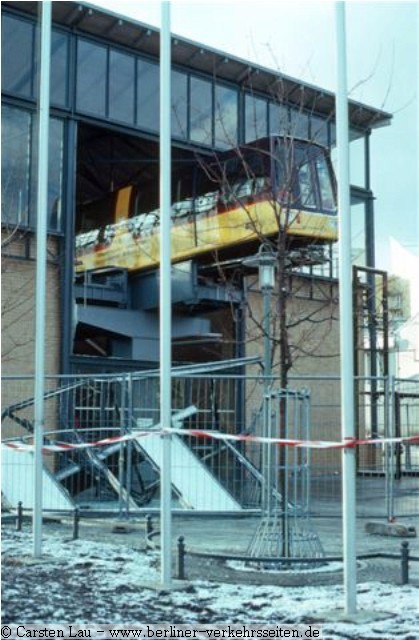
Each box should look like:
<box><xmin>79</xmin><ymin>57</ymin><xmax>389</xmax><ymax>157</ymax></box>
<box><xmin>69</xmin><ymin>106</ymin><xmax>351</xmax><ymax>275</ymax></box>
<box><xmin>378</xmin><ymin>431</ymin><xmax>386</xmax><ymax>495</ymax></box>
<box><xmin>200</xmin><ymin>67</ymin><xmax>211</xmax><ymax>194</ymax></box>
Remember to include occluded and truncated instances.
<box><xmin>274</xmin><ymin>139</ymin><xmax>336</xmax><ymax>214</ymax></box>
<box><xmin>219</xmin><ymin>138</ymin><xmax>337</xmax><ymax>216</ymax></box>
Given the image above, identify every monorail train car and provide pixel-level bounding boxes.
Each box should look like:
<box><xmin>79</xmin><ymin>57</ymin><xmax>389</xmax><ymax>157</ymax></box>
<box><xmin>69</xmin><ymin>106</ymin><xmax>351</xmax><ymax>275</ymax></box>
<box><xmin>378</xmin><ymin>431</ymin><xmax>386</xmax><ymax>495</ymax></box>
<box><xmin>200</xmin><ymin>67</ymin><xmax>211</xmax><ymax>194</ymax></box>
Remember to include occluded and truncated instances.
<box><xmin>75</xmin><ymin>136</ymin><xmax>338</xmax><ymax>274</ymax></box>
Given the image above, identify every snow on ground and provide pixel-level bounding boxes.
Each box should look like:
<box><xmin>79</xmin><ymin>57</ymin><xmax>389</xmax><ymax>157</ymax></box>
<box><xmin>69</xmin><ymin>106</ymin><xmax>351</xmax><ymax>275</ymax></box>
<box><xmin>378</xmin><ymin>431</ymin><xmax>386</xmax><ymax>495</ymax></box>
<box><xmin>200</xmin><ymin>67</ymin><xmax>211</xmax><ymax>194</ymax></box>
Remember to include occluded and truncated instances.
<box><xmin>2</xmin><ymin>527</ymin><xmax>418</xmax><ymax>639</ymax></box>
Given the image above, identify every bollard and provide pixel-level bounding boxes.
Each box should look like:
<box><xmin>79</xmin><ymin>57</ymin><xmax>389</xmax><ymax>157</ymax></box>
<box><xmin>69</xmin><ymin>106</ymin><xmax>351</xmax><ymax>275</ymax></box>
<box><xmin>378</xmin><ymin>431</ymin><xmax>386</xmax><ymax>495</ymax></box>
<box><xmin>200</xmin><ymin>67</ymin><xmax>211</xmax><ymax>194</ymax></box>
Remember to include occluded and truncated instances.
<box><xmin>401</xmin><ymin>541</ymin><xmax>409</xmax><ymax>585</ymax></box>
<box><xmin>177</xmin><ymin>535</ymin><xmax>185</xmax><ymax>580</ymax></box>
<box><xmin>145</xmin><ymin>514</ymin><xmax>153</xmax><ymax>542</ymax></box>
<box><xmin>16</xmin><ymin>501</ymin><xmax>23</xmax><ymax>532</ymax></box>
<box><xmin>73</xmin><ymin>507</ymin><xmax>80</xmax><ymax>540</ymax></box>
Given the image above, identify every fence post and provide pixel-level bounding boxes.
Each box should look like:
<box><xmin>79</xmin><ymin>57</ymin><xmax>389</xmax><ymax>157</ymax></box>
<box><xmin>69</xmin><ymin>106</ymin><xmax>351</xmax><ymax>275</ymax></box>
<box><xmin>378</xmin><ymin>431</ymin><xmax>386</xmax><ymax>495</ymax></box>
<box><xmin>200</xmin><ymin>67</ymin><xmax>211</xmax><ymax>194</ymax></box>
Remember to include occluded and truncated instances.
<box><xmin>401</xmin><ymin>541</ymin><xmax>409</xmax><ymax>585</ymax></box>
<box><xmin>16</xmin><ymin>501</ymin><xmax>23</xmax><ymax>532</ymax></box>
<box><xmin>177</xmin><ymin>535</ymin><xmax>185</xmax><ymax>580</ymax></box>
<box><xmin>73</xmin><ymin>507</ymin><xmax>80</xmax><ymax>540</ymax></box>
<box><xmin>126</xmin><ymin>373</ymin><xmax>134</xmax><ymax>519</ymax></box>
<box><xmin>145</xmin><ymin>514</ymin><xmax>153</xmax><ymax>544</ymax></box>
<box><xmin>118</xmin><ymin>377</ymin><xmax>126</xmax><ymax>520</ymax></box>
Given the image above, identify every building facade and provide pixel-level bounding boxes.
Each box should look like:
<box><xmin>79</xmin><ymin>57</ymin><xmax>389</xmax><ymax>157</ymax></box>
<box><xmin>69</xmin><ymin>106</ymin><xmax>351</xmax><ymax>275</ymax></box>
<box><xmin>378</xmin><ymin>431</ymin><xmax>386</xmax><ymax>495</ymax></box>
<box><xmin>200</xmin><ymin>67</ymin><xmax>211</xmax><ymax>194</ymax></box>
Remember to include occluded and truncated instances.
<box><xmin>1</xmin><ymin>1</ymin><xmax>392</xmax><ymax>380</ymax></box>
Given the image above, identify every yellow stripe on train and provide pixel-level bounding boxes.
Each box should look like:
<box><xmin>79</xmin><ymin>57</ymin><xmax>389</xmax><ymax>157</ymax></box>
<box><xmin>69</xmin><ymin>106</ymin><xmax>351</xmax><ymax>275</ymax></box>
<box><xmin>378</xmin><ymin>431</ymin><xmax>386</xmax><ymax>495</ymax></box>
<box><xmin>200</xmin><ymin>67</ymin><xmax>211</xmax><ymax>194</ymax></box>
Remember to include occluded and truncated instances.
<box><xmin>75</xmin><ymin>200</ymin><xmax>337</xmax><ymax>274</ymax></box>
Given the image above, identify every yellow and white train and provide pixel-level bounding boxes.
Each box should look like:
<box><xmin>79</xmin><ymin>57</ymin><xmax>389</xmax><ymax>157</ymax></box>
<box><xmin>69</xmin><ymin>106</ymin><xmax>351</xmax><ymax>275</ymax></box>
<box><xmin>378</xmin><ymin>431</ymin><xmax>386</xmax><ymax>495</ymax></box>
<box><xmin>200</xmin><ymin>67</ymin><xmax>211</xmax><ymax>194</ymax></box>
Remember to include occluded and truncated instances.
<box><xmin>75</xmin><ymin>136</ymin><xmax>338</xmax><ymax>274</ymax></box>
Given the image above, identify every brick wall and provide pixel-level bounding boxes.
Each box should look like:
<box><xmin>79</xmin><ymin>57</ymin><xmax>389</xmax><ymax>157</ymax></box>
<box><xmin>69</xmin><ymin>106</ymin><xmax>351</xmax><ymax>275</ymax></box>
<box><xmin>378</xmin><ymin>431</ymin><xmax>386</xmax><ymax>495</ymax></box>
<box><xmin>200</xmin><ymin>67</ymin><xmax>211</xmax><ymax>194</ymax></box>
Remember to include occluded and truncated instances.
<box><xmin>244</xmin><ymin>274</ymin><xmax>343</xmax><ymax>469</ymax></box>
<box><xmin>1</xmin><ymin>231</ymin><xmax>62</xmax><ymax>441</ymax></box>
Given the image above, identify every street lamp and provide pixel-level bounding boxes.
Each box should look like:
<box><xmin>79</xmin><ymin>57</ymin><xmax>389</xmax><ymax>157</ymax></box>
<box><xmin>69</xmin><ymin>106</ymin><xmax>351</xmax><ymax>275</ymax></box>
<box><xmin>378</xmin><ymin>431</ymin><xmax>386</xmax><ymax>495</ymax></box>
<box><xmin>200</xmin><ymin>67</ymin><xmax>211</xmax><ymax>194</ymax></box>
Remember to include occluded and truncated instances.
<box><xmin>243</xmin><ymin>244</ymin><xmax>277</xmax><ymax>514</ymax></box>
<box><xmin>244</xmin><ymin>244</ymin><xmax>324</xmax><ymax>564</ymax></box>
<box><xmin>257</xmin><ymin>245</ymin><xmax>277</xmax><ymax>291</ymax></box>
<box><xmin>243</xmin><ymin>243</ymin><xmax>277</xmax><ymax>384</ymax></box>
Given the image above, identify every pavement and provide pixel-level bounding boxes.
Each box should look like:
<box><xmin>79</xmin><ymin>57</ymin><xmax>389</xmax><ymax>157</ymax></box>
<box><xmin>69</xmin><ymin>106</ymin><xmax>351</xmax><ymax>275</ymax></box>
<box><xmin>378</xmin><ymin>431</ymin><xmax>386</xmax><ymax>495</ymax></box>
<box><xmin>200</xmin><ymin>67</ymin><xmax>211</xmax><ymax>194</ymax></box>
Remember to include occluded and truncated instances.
<box><xmin>3</xmin><ymin>510</ymin><xmax>418</xmax><ymax>587</ymax></box>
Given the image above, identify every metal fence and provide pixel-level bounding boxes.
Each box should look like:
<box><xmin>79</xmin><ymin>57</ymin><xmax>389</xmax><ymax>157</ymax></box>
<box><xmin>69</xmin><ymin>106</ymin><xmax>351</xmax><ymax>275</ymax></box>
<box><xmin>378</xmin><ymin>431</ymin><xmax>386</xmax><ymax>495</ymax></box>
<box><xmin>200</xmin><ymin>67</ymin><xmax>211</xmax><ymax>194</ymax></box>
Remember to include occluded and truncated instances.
<box><xmin>2</xmin><ymin>372</ymin><xmax>418</xmax><ymax>523</ymax></box>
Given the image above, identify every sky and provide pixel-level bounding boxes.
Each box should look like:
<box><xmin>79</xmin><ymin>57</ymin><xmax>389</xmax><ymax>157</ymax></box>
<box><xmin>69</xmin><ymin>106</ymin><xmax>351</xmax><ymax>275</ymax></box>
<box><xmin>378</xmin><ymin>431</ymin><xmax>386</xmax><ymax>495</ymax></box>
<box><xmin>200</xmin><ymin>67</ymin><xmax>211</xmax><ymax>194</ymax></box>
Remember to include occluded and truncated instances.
<box><xmin>90</xmin><ymin>0</ymin><xmax>418</xmax><ymax>272</ymax></box>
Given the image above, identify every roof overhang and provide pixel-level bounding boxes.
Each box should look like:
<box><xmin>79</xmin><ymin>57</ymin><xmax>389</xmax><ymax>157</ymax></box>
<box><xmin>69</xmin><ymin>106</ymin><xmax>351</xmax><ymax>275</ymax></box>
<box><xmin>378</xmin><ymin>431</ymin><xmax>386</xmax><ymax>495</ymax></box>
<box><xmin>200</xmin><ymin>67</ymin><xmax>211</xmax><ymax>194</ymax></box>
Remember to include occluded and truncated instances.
<box><xmin>4</xmin><ymin>0</ymin><xmax>392</xmax><ymax>132</ymax></box>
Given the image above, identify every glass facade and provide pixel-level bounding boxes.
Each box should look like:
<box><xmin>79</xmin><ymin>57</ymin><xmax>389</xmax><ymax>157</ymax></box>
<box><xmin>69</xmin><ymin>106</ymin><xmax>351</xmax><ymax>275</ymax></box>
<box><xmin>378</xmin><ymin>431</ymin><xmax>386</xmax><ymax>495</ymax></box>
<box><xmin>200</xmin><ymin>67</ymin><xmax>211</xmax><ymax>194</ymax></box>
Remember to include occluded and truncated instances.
<box><xmin>137</xmin><ymin>59</ymin><xmax>159</xmax><ymax>132</ymax></box>
<box><xmin>290</xmin><ymin>109</ymin><xmax>309</xmax><ymax>141</ymax></box>
<box><xmin>1</xmin><ymin>14</ymin><xmax>34</xmax><ymax>98</ymax></box>
<box><xmin>269</xmin><ymin>103</ymin><xmax>289</xmax><ymax>136</ymax></box>
<box><xmin>76</xmin><ymin>39</ymin><xmax>107</xmax><ymax>117</ymax></box>
<box><xmin>190</xmin><ymin>76</ymin><xmax>212</xmax><ymax>145</ymax></box>
<box><xmin>1</xmin><ymin>10</ymin><xmax>353</xmax><ymax>155</ymax></box>
<box><xmin>245</xmin><ymin>94</ymin><xmax>267</xmax><ymax>142</ymax></box>
<box><xmin>214</xmin><ymin>84</ymin><xmax>238</xmax><ymax>149</ymax></box>
<box><xmin>1</xmin><ymin>105</ymin><xmax>64</xmax><ymax>232</ymax></box>
<box><xmin>48</xmin><ymin>118</ymin><xmax>64</xmax><ymax>231</ymax></box>
<box><xmin>1</xmin><ymin>8</ymin><xmax>373</xmax><ymax>240</ymax></box>
<box><xmin>1</xmin><ymin>14</ymin><xmax>70</xmax><ymax>107</ymax></box>
<box><xmin>171</xmin><ymin>70</ymin><xmax>188</xmax><ymax>139</ymax></box>
<box><xmin>109</xmin><ymin>49</ymin><xmax>135</xmax><ymax>124</ymax></box>
<box><xmin>50</xmin><ymin>30</ymin><xmax>69</xmax><ymax>107</ymax></box>
<box><xmin>30</xmin><ymin>117</ymin><xmax>64</xmax><ymax>231</ymax></box>
<box><xmin>310</xmin><ymin>115</ymin><xmax>328</xmax><ymax>147</ymax></box>
<box><xmin>1</xmin><ymin>106</ymin><xmax>31</xmax><ymax>227</ymax></box>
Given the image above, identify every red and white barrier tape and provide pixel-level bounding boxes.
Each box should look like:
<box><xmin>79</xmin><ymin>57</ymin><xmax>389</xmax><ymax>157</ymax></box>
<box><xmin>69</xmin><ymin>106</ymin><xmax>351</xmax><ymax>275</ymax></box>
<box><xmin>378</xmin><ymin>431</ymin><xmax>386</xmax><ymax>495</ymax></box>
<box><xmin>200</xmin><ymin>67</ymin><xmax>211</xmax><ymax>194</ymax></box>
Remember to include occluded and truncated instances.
<box><xmin>1</xmin><ymin>427</ymin><xmax>419</xmax><ymax>454</ymax></box>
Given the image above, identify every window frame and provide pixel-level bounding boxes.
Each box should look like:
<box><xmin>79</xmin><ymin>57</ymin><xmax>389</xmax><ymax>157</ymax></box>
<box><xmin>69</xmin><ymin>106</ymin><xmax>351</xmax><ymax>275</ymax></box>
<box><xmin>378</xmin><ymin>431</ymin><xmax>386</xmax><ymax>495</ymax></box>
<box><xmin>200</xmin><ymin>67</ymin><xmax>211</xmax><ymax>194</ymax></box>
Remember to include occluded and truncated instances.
<box><xmin>1</xmin><ymin>103</ymin><xmax>66</xmax><ymax>235</ymax></box>
<box><xmin>1</xmin><ymin>12</ymin><xmax>36</xmax><ymax>99</ymax></box>
<box><xmin>75</xmin><ymin>36</ymin><xmax>108</xmax><ymax>118</ymax></box>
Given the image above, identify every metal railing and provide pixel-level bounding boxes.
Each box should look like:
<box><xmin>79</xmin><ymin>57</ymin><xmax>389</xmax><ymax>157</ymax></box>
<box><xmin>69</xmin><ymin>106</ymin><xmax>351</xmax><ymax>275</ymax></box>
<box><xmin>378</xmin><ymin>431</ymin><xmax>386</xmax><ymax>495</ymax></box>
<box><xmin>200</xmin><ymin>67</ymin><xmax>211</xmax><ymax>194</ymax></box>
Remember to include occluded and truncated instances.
<box><xmin>1</xmin><ymin>372</ymin><xmax>418</xmax><ymax>520</ymax></box>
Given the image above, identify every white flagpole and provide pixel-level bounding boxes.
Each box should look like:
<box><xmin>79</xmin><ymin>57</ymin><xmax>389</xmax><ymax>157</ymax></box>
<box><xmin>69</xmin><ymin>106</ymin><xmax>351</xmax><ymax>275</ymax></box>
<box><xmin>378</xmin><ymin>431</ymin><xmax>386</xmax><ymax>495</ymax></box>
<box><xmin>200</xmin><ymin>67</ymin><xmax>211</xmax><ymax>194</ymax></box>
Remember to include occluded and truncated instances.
<box><xmin>33</xmin><ymin>0</ymin><xmax>52</xmax><ymax>558</ymax></box>
<box><xmin>335</xmin><ymin>1</ymin><xmax>357</xmax><ymax>614</ymax></box>
<box><xmin>159</xmin><ymin>0</ymin><xmax>172</xmax><ymax>588</ymax></box>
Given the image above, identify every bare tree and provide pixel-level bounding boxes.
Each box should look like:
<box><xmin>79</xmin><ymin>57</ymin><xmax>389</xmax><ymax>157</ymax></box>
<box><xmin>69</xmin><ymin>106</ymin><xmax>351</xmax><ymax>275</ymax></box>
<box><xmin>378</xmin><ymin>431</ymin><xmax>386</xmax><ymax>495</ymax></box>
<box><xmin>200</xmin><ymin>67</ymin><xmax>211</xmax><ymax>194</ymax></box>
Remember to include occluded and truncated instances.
<box><xmin>1</xmin><ymin>230</ymin><xmax>62</xmax><ymax>371</ymax></box>
<box><xmin>192</xmin><ymin>98</ymin><xmax>339</xmax><ymax>390</ymax></box>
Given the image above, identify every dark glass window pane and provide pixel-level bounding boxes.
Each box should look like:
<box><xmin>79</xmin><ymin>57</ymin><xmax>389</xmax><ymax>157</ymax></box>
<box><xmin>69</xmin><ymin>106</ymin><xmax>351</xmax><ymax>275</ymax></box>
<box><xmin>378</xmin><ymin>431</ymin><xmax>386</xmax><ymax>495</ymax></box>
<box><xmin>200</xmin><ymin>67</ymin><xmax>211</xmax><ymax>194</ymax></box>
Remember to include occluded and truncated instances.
<box><xmin>1</xmin><ymin>15</ymin><xmax>34</xmax><ymax>97</ymax></box>
<box><xmin>76</xmin><ymin>39</ymin><xmax>107</xmax><ymax>116</ymax></box>
<box><xmin>190</xmin><ymin>76</ymin><xmax>212</xmax><ymax>145</ymax></box>
<box><xmin>109</xmin><ymin>49</ymin><xmax>135</xmax><ymax>124</ymax></box>
<box><xmin>171</xmin><ymin>70</ymin><xmax>187</xmax><ymax>139</ymax></box>
<box><xmin>30</xmin><ymin>118</ymin><xmax>65</xmax><ymax>231</ymax></box>
<box><xmin>137</xmin><ymin>58</ymin><xmax>159</xmax><ymax>131</ymax></box>
<box><xmin>310</xmin><ymin>115</ymin><xmax>328</xmax><ymax>146</ymax></box>
<box><xmin>245</xmin><ymin>94</ymin><xmax>267</xmax><ymax>142</ymax></box>
<box><xmin>269</xmin><ymin>103</ymin><xmax>289</xmax><ymax>135</ymax></box>
<box><xmin>215</xmin><ymin>84</ymin><xmax>238</xmax><ymax>149</ymax></box>
<box><xmin>1</xmin><ymin>106</ymin><xmax>31</xmax><ymax>227</ymax></box>
<box><xmin>289</xmin><ymin>109</ymin><xmax>309</xmax><ymax>140</ymax></box>
<box><xmin>47</xmin><ymin>119</ymin><xmax>64</xmax><ymax>231</ymax></box>
<box><xmin>50</xmin><ymin>30</ymin><xmax>69</xmax><ymax>107</ymax></box>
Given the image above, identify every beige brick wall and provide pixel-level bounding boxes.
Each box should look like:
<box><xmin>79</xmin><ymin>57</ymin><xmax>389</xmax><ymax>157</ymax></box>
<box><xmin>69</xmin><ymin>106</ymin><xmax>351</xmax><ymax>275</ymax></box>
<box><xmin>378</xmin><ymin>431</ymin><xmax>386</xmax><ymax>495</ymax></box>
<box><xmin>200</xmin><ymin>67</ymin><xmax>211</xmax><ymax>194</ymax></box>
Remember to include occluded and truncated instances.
<box><xmin>1</xmin><ymin>231</ymin><xmax>62</xmax><ymax>441</ymax></box>
<box><xmin>243</xmin><ymin>275</ymin><xmax>343</xmax><ymax>468</ymax></box>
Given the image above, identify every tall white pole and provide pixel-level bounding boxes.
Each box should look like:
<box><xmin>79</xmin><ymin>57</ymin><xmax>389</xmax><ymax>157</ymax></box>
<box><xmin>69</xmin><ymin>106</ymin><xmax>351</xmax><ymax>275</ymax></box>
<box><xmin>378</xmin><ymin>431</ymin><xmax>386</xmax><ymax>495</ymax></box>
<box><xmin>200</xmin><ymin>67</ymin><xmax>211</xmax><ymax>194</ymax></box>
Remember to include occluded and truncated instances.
<box><xmin>33</xmin><ymin>0</ymin><xmax>52</xmax><ymax>558</ymax></box>
<box><xmin>160</xmin><ymin>0</ymin><xmax>172</xmax><ymax>588</ymax></box>
<box><xmin>335</xmin><ymin>1</ymin><xmax>357</xmax><ymax>614</ymax></box>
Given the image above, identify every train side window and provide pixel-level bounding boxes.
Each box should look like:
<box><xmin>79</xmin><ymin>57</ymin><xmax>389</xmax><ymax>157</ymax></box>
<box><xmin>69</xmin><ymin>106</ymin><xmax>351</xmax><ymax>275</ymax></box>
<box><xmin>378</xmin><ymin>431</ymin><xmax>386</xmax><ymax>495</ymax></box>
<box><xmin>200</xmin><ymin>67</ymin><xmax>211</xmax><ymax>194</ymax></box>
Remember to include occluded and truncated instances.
<box><xmin>231</xmin><ymin>179</ymin><xmax>253</xmax><ymax>200</ymax></box>
<box><xmin>194</xmin><ymin>191</ymin><xmax>218</xmax><ymax>216</ymax></box>
<box><xmin>172</xmin><ymin>198</ymin><xmax>194</xmax><ymax>219</ymax></box>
